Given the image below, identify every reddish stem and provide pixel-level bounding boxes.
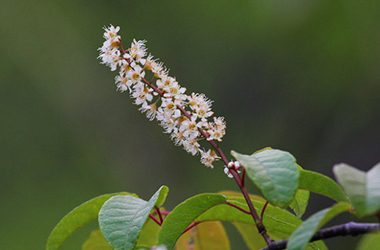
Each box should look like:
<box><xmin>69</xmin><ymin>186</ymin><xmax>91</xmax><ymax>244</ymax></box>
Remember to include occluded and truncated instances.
<box><xmin>160</xmin><ymin>211</ymin><xmax>171</xmax><ymax>216</ymax></box>
<box><xmin>241</xmin><ymin>168</ymin><xmax>246</xmax><ymax>187</ymax></box>
<box><xmin>182</xmin><ymin>221</ymin><xmax>200</xmax><ymax>235</ymax></box>
<box><xmin>149</xmin><ymin>214</ymin><xmax>162</xmax><ymax>226</ymax></box>
<box><xmin>261</xmin><ymin>201</ymin><xmax>269</xmax><ymax>221</ymax></box>
<box><xmin>154</xmin><ymin>206</ymin><xmax>164</xmax><ymax>224</ymax></box>
<box><xmin>226</xmin><ymin>201</ymin><xmax>251</xmax><ymax>214</ymax></box>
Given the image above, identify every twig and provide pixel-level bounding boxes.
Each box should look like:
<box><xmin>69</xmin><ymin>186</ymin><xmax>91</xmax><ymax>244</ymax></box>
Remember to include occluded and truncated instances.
<box><xmin>260</xmin><ymin>222</ymin><xmax>380</xmax><ymax>250</ymax></box>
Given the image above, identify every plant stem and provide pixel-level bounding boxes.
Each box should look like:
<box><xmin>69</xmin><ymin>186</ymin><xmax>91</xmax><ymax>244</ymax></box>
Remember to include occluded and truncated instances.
<box><xmin>226</xmin><ymin>201</ymin><xmax>251</xmax><ymax>214</ymax></box>
<box><xmin>149</xmin><ymin>214</ymin><xmax>162</xmax><ymax>226</ymax></box>
<box><xmin>229</xmin><ymin>167</ymin><xmax>273</xmax><ymax>245</ymax></box>
<box><xmin>182</xmin><ymin>221</ymin><xmax>200</xmax><ymax>235</ymax></box>
<box><xmin>154</xmin><ymin>206</ymin><xmax>164</xmax><ymax>224</ymax></box>
<box><xmin>119</xmin><ymin>41</ymin><xmax>273</xmax><ymax>244</ymax></box>
<box><xmin>259</xmin><ymin>222</ymin><xmax>380</xmax><ymax>250</ymax></box>
<box><xmin>261</xmin><ymin>201</ymin><xmax>269</xmax><ymax>221</ymax></box>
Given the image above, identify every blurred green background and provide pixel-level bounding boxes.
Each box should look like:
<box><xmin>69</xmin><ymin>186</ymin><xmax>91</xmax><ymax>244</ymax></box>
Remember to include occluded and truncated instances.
<box><xmin>1</xmin><ymin>0</ymin><xmax>379</xmax><ymax>249</ymax></box>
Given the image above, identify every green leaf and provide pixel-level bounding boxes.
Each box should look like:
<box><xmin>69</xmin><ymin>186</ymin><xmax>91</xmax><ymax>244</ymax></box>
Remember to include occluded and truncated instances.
<box><xmin>175</xmin><ymin>221</ymin><xmax>230</xmax><ymax>250</ymax></box>
<box><xmin>287</xmin><ymin>202</ymin><xmax>351</xmax><ymax>250</ymax></box>
<box><xmin>333</xmin><ymin>163</ymin><xmax>380</xmax><ymax>217</ymax></box>
<box><xmin>289</xmin><ymin>165</ymin><xmax>310</xmax><ymax>218</ymax></box>
<box><xmin>157</xmin><ymin>193</ymin><xmax>227</xmax><ymax>249</ymax></box>
<box><xmin>201</xmin><ymin>192</ymin><xmax>328</xmax><ymax>250</ymax></box>
<box><xmin>299</xmin><ymin>169</ymin><xmax>348</xmax><ymax>203</ymax></box>
<box><xmin>82</xmin><ymin>230</ymin><xmax>112</xmax><ymax>250</ymax></box>
<box><xmin>356</xmin><ymin>231</ymin><xmax>380</xmax><ymax>250</ymax></box>
<box><xmin>46</xmin><ymin>192</ymin><xmax>132</xmax><ymax>250</ymax></box>
<box><xmin>231</xmin><ymin>149</ymin><xmax>299</xmax><ymax>208</ymax></box>
<box><xmin>289</xmin><ymin>189</ymin><xmax>310</xmax><ymax>218</ymax></box>
<box><xmin>99</xmin><ymin>186</ymin><xmax>168</xmax><ymax>250</ymax></box>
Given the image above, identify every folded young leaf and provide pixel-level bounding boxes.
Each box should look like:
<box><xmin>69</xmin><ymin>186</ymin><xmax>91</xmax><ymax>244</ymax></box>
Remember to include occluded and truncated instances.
<box><xmin>287</xmin><ymin>202</ymin><xmax>351</xmax><ymax>250</ymax></box>
<box><xmin>157</xmin><ymin>193</ymin><xmax>227</xmax><ymax>249</ymax></box>
<box><xmin>299</xmin><ymin>169</ymin><xmax>348</xmax><ymax>203</ymax></box>
<box><xmin>98</xmin><ymin>186</ymin><xmax>168</xmax><ymax>250</ymax></box>
<box><xmin>333</xmin><ymin>163</ymin><xmax>380</xmax><ymax>217</ymax></box>
<box><xmin>231</xmin><ymin>149</ymin><xmax>299</xmax><ymax>208</ymax></box>
<box><xmin>289</xmin><ymin>189</ymin><xmax>310</xmax><ymax>218</ymax></box>
<box><xmin>46</xmin><ymin>192</ymin><xmax>133</xmax><ymax>250</ymax></box>
<box><xmin>175</xmin><ymin>221</ymin><xmax>230</xmax><ymax>250</ymax></box>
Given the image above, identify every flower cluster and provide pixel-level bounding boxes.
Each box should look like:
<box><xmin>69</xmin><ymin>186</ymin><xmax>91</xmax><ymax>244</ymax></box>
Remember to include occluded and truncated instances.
<box><xmin>225</xmin><ymin>161</ymin><xmax>241</xmax><ymax>178</ymax></box>
<box><xmin>98</xmin><ymin>25</ymin><xmax>226</xmax><ymax>168</ymax></box>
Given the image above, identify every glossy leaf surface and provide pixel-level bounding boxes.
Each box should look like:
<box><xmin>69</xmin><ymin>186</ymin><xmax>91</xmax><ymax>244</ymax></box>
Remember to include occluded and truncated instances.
<box><xmin>232</xmin><ymin>149</ymin><xmax>299</xmax><ymax>208</ymax></box>
<box><xmin>157</xmin><ymin>193</ymin><xmax>227</xmax><ymax>249</ymax></box>
<box><xmin>299</xmin><ymin>169</ymin><xmax>348</xmax><ymax>203</ymax></box>
<box><xmin>99</xmin><ymin>186</ymin><xmax>168</xmax><ymax>250</ymax></box>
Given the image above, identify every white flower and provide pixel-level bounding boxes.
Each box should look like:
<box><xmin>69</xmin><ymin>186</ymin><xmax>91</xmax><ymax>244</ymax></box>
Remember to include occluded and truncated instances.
<box><xmin>161</xmin><ymin>117</ymin><xmax>178</xmax><ymax>134</ymax></box>
<box><xmin>159</xmin><ymin>98</ymin><xmax>181</xmax><ymax>119</ymax></box>
<box><xmin>129</xmin><ymin>39</ymin><xmax>147</xmax><ymax>65</ymax></box>
<box><xmin>170</xmin><ymin>131</ymin><xmax>185</xmax><ymax>146</ymax></box>
<box><xmin>224</xmin><ymin>167</ymin><xmax>233</xmax><ymax>178</ymax></box>
<box><xmin>99</xmin><ymin>25</ymin><xmax>229</xmax><ymax>168</ymax></box>
<box><xmin>146</xmin><ymin>55</ymin><xmax>167</xmax><ymax>78</ymax></box>
<box><xmin>188</xmin><ymin>93</ymin><xmax>214</xmax><ymax>119</ymax></box>
<box><xmin>103</xmin><ymin>25</ymin><xmax>120</xmax><ymax>41</ymax></box>
<box><xmin>207</xmin><ymin>116</ymin><xmax>226</xmax><ymax>142</ymax></box>
<box><xmin>157</xmin><ymin>77</ymin><xmax>187</xmax><ymax>102</ymax></box>
<box><xmin>132</xmin><ymin>84</ymin><xmax>153</xmax><ymax>106</ymax></box>
<box><xmin>200</xmin><ymin>149</ymin><xmax>218</xmax><ymax>168</ymax></box>
<box><xmin>179</xmin><ymin>115</ymin><xmax>200</xmax><ymax>139</ymax></box>
<box><xmin>125</xmin><ymin>65</ymin><xmax>145</xmax><ymax>86</ymax></box>
<box><xmin>225</xmin><ymin>161</ymin><xmax>241</xmax><ymax>178</ymax></box>
<box><xmin>115</xmin><ymin>73</ymin><xmax>132</xmax><ymax>92</ymax></box>
<box><xmin>139</xmin><ymin>102</ymin><xmax>157</xmax><ymax>121</ymax></box>
<box><xmin>183</xmin><ymin>138</ymin><xmax>201</xmax><ymax>156</ymax></box>
<box><xmin>98</xmin><ymin>47</ymin><xmax>122</xmax><ymax>71</ymax></box>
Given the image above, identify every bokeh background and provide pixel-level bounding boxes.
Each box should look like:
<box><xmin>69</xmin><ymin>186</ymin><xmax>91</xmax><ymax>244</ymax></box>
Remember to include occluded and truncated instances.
<box><xmin>1</xmin><ymin>0</ymin><xmax>379</xmax><ymax>249</ymax></box>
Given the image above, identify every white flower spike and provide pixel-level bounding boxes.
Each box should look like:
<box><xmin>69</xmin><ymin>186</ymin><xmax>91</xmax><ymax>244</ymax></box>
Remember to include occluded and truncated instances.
<box><xmin>99</xmin><ymin>25</ymin><xmax>227</xmax><ymax>168</ymax></box>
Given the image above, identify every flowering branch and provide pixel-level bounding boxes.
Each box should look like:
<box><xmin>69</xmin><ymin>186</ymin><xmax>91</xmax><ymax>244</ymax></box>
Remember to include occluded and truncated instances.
<box><xmin>260</xmin><ymin>222</ymin><xmax>380</xmax><ymax>250</ymax></box>
<box><xmin>98</xmin><ymin>24</ymin><xmax>273</xmax><ymax>245</ymax></box>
